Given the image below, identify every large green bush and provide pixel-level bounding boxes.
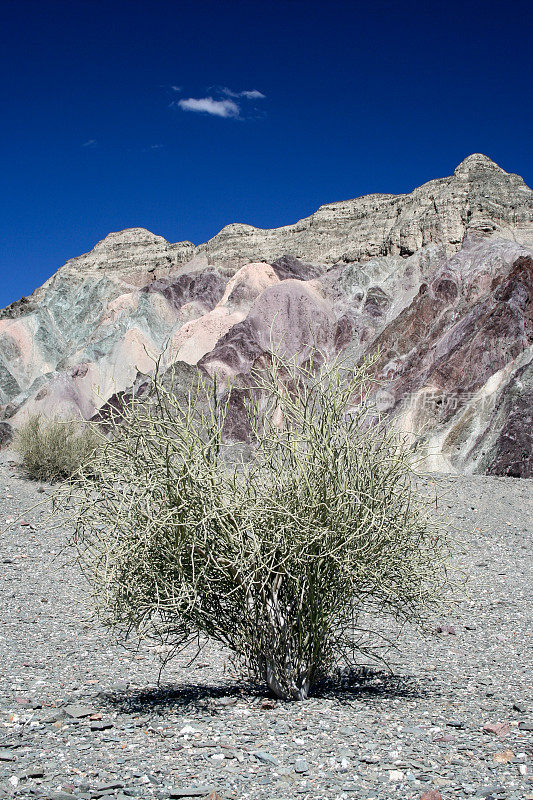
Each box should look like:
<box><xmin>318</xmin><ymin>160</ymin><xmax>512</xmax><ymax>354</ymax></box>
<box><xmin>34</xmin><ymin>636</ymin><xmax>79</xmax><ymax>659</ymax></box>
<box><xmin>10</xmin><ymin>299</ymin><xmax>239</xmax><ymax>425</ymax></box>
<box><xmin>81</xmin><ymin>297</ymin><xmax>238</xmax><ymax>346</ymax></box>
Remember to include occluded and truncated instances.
<box><xmin>64</xmin><ymin>353</ymin><xmax>450</xmax><ymax>700</ymax></box>
<box><xmin>15</xmin><ymin>415</ymin><xmax>99</xmax><ymax>482</ymax></box>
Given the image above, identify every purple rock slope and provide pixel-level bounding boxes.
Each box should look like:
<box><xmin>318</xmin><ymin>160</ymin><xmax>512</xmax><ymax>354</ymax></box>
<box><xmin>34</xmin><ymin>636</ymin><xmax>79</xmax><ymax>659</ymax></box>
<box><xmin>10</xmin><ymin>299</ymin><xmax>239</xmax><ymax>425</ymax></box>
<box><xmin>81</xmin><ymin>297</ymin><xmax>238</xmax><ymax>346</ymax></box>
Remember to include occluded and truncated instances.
<box><xmin>1</xmin><ymin>154</ymin><xmax>532</xmax><ymax>475</ymax></box>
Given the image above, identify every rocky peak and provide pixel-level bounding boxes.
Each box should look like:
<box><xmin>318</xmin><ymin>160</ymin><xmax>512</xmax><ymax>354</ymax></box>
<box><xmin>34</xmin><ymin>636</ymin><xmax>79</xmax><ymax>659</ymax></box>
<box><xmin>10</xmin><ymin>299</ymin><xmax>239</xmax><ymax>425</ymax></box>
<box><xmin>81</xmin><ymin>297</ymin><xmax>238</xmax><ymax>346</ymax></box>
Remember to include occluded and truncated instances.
<box><xmin>71</xmin><ymin>227</ymin><xmax>195</xmax><ymax>273</ymax></box>
<box><xmin>91</xmin><ymin>227</ymin><xmax>170</xmax><ymax>254</ymax></box>
<box><xmin>34</xmin><ymin>227</ymin><xmax>196</xmax><ymax>297</ymax></box>
<box><xmin>453</xmin><ymin>153</ymin><xmax>507</xmax><ymax>177</ymax></box>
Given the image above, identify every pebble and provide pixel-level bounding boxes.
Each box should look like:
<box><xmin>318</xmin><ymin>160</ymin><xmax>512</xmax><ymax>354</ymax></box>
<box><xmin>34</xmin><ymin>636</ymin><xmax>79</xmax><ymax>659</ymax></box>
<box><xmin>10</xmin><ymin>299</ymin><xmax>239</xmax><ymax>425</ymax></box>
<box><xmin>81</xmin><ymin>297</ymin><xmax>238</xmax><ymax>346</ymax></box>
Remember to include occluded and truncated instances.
<box><xmin>389</xmin><ymin>769</ymin><xmax>404</xmax><ymax>781</ymax></box>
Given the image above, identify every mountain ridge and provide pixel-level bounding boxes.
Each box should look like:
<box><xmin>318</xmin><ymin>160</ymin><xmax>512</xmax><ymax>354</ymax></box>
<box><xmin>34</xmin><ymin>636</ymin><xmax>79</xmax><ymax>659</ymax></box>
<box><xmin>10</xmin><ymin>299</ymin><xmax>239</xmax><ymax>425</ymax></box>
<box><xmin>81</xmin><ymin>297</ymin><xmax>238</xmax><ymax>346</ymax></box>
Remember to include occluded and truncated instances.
<box><xmin>25</xmin><ymin>153</ymin><xmax>533</xmax><ymax>296</ymax></box>
<box><xmin>1</xmin><ymin>154</ymin><xmax>532</xmax><ymax>476</ymax></box>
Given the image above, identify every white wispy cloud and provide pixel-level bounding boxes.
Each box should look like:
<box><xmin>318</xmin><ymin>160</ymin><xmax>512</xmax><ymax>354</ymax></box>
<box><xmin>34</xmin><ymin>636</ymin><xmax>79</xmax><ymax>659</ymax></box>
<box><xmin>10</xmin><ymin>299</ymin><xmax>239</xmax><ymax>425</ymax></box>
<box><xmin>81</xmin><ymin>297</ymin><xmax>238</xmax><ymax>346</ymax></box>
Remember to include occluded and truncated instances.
<box><xmin>221</xmin><ymin>87</ymin><xmax>266</xmax><ymax>100</ymax></box>
<box><xmin>173</xmin><ymin>86</ymin><xmax>266</xmax><ymax>120</ymax></box>
<box><xmin>177</xmin><ymin>96</ymin><xmax>240</xmax><ymax>118</ymax></box>
<box><xmin>82</xmin><ymin>139</ymin><xmax>97</xmax><ymax>148</ymax></box>
<box><xmin>241</xmin><ymin>89</ymin><xmax>266</xmax><ymax>99</ymax></box>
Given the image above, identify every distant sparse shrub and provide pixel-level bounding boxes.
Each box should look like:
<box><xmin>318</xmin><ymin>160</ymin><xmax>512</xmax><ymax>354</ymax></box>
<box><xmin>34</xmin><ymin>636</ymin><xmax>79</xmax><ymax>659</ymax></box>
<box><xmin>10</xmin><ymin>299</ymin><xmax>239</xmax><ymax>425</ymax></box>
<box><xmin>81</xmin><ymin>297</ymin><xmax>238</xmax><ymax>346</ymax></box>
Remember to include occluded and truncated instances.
<box><xmin>62</xmin><ymin>353</ymin><xmax>451</xmax><ymax>700</ymax></box>
<box><xmin>0</xmin><ymin>421</ymin><xmax>14</xmax><ymax>449</ymax></box>
<box><xmin>15</xmin><ymin>415</ymin><xmax>99</xmax><ymax>482</ymax></box>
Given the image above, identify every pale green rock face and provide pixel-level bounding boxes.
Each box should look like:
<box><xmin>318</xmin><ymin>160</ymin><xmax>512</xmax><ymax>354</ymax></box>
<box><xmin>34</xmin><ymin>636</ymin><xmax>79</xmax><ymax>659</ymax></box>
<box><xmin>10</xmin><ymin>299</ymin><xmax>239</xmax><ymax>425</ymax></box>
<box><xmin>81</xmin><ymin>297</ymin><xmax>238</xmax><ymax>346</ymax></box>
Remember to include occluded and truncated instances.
<box><xmin>1</xmin><ymin>154</ymin><xmax>532</xmax><ymax>475</ymax></box>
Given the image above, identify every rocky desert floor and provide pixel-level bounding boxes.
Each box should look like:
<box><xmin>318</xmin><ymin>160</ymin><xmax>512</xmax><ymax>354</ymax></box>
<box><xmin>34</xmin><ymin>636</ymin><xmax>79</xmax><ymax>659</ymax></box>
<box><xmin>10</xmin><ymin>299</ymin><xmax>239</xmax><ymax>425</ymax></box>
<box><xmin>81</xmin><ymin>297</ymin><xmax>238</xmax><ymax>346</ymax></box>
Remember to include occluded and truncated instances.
<box><xmin>0</xmin><ymin>452</ymin><xmax>531</xmax><ymax>800</ymax></box>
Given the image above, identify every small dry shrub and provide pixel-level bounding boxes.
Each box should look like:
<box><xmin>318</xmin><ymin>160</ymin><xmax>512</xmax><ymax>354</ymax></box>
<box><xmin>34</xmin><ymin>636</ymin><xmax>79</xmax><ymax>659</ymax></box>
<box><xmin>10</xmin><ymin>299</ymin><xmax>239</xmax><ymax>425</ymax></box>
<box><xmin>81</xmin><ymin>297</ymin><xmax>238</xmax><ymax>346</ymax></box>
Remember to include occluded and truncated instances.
<box><xmin>15</xmin><ymin>415</ymin><xmax>99</xmax><ymax>482</ymax></box>
<box><xmin>62</xmin><ymin>353</ymin><xmax>451</xmax><ymax>700</ymax></box>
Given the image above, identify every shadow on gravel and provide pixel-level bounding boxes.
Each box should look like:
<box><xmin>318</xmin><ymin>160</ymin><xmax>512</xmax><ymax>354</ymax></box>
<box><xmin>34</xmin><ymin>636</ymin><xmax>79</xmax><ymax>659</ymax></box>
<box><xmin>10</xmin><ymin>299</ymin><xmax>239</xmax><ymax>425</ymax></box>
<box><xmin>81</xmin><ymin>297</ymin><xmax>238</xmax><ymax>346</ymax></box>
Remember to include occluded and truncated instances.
<box><xmin>100</xmin><ymin>681</ymin><xmax>267</xmax><ymax>715</ymax></box>
<box><xmin>101</xmin><ymin>667</ymin><xmax>429</xmax><ymax>714</ymax></box>
<box><xmin>314</xmin><ymin>667</ymin><xmax>432</xmax><ymax>705</ymax></box>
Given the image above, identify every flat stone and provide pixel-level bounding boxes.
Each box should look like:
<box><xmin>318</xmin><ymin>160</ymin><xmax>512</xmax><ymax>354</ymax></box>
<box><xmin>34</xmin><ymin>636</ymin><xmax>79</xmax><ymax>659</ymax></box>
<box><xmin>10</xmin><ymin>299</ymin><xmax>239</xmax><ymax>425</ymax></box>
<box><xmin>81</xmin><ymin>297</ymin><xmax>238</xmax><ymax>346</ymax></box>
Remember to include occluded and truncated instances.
<box><xmin>193</xmin><ymin>741</ymin><xmax>219</xmax><ymax>748</ymax></box>
<box><xmin>49</xmin><ymin>794</ymin><xmax>79</xmax><ymax>800</ymax></box>
<box><xmin>109</xmin><ymin>682</ymin><xmax>130</xmax><ymax>692</ymax></box>
<box><xmin>22</xmin><ymin>765</ymin><xmax>45</xmax><ymax>778</ymax></box>
<box><xmin>389</xmin><ymin>769</ymin><xmax>405</xmax><ymax>781</ymax></box>
<box><xmin>483</xmin><ymin>722</ymin><xmax>510</xmax><ymax>737</ymax></box>
<box><xmin>96</xmin><ymin>782</ymin><xmax>124</xmax><ymax>792</ymax></box>
<box><xmin>63</xmin><ymin>704</ymin><xmax>95</xmax><ymax>719</ymax></box>
<box><xmin>42</xmin><ymin>710</ymin><xmax>67</xmax><ymax>723</ymax></box>
<box><xmin>90</xmin><ymin>721</ymin><xmax>114</xmax><ymax>731</ymax></box>
<box><xmin>169</xmin><ymin>789</ymin><xmax>214</xmax><ymax>798</ymax></box>
<box><xmin>493</xmin><ymin>749</ymin><xmax>514</xmax><ymax>764</ymax></box>
<box><xmin>251</xmin><ymin>750</ymin><xmax>278</xmax><ymax>765</ymax></box>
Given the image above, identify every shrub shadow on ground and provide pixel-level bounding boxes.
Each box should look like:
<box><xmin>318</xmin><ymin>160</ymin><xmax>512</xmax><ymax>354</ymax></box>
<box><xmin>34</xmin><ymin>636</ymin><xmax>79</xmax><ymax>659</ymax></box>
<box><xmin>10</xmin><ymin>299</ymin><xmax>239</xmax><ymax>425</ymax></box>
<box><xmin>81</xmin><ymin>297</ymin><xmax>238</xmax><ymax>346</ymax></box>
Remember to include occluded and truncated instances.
<box><xmin>101</xmin><ymin>667</ymin><xmax>431</xmax><ymax>715</ymax></box>
<box><xmin>314</xmin><ymin>666</ymin><xmax>432</xmax><ymax>705</ymax></box>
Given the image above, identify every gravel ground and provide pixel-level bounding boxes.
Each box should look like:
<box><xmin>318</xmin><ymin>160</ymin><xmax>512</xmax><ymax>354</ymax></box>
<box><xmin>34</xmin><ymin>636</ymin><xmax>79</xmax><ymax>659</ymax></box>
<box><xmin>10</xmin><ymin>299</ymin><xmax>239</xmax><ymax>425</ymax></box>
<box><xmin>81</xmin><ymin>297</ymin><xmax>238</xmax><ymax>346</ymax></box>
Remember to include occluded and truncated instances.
<box><xmin>0</xmin><ymin>453</ymin><xmax>532</xmax><ymax>800</ymax></box>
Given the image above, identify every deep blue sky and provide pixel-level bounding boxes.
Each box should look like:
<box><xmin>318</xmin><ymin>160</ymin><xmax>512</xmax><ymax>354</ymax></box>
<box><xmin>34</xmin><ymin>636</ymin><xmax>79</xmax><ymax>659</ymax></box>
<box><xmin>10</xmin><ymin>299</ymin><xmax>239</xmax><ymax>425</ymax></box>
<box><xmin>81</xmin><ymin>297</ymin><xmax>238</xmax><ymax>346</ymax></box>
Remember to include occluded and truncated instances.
<box><xmin>1</xmin><ymin>0</ymin><xmax>532</xmax><ymax>307</ymax></box>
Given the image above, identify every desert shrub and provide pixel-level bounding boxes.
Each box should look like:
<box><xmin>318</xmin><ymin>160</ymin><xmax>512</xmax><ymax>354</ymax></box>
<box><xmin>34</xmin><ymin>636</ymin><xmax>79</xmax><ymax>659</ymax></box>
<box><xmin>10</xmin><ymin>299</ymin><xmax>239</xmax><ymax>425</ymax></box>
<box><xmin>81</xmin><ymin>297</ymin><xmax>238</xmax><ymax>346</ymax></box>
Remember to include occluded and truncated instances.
<box><xmin>15</xmin><ymin>415</ymin><xmax>99</xmax><ymax>482</ymax></box>
<box><xmin>63</xmin><ymin>353</ymin><xmax>450</xmax><ymax>700</ymax></box>
<box><xmin>0</xmin><ymin>421</ymin><xmax>13</xmax><ymax>449</ymax></box>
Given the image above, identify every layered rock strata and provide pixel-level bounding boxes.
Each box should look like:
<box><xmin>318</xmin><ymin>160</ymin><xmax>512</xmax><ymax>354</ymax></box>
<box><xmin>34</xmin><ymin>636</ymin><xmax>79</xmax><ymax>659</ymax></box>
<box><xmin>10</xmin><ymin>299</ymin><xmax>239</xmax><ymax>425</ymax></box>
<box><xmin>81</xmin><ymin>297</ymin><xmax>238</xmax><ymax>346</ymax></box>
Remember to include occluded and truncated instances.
<box><xmin>1</xmin><ymin>154</ymin><xmax>532</xmax><ymax>475</ymax></box>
